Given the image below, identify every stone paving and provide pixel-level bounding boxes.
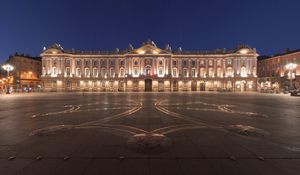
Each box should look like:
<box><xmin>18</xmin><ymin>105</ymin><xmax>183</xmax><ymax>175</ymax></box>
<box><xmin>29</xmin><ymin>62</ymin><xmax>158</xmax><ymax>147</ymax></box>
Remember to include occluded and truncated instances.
<box><xmin>0</xmin><ymin>92</ymin><xmax>299</xmax><ymax>175</ymax></box>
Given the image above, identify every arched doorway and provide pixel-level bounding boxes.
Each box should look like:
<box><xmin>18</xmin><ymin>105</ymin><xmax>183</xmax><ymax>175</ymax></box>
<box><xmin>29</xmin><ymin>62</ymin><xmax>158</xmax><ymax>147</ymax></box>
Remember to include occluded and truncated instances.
<box><xmin>145</xmin><ymin>79</ymin><xmax>152</xmax><ymax>91</ymax></box>
<box><xmin>200</xmin><ymin>82</ymin><xmax>206</xmax><ymax>91</ymax></box>
<box><xmin>191</xmin><ymin>81</ymin><xmax>197</xmax><ymax>91</ymax></box>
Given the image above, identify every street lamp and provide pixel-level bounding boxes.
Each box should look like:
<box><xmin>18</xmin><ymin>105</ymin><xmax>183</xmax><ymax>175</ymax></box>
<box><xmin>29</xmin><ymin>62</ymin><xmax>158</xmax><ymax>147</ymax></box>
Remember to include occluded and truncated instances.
<box><xmin>285</xmin><ymin>63</ymin><xmax>297</xmax><ymax>91</ymax></box>
<box><xmin>2</xmin><ymin>64</ymin><xmax>14</xmax><ymax>94</ymax></box>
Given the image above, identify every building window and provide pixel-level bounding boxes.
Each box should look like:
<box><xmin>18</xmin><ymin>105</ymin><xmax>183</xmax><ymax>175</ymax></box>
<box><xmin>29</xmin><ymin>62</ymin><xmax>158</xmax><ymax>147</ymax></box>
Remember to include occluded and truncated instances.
<box><xmin>200</xmin><ymin>60</ymin><xmax>204</xmax><ymax>65</ymax></box>
<box><xmin>173</xmin><ymin>60</ymin><xmax>177</xmax><ymax>66</ymax></box>
<box><xmin>217</xmin><ymin>60</ymin><xmax>221</xmax><ymax>66</ymax></box>
<box><xmin>77</xmin><ymin>60</ymin><xmax>81</xmax><ymax>66</ymax></box>
<box><xmin>217</xmin><ymin>68</ymin><xmax>222</xmax><ymax>77</ymax></box>
<box><xmin>183</xmin><ymin>69</ymin><xmax>188</xmax><ymax>77</ymax></box>
<box><xmin>120</xmin><ymin>60</ymin><xmax>125</xmax><ymax>66</ymax></box>
<box><xmin>158</xmin><ymin>67</ymin><xmax>163</xmax><ymax>77</ymax></box>
<box><xmin>77</xmin><ymin>81</ymin><xmax>80</xmax><ymax>88</ymax></box>
<box><xmin>84</xmin><ymin>68</ymin><xmax>90</xmax><ymax>77</ymax></box>
<box><xmin>93</xmin><ymin>68</ymin><xmax>98</xmax><ymax>77</ymax></box>
<box><xmin>101</xmin><ymin>60</ymin><xmax>106</xmax><ymax>67</ymax></box>
<box><xmin>52</xmin><ymin>67</ymin><xmax>57</xmax><ymax>75</ymax></box>
<box><xmin>120</xmin><ymin>68</ymin><xmax>125</xmax><ymax>77</ymax></box>
<box><xmin>110</xmin><ymin>60</ymin><xmax>115</xmax><ymax>66</ymax></box>
<box><xmin>66</xmin><ymin>67</ymin><xmax>70</xmax><ymax>76</ymax></box>
<box><xmin>110</xmin><ymin>68</ymin><xmax>114</xmax><ymax>77</ymax></box>
<box><xmin>66</xmin><ymin>80</ymin><xmax>71</xmax><ymax>88</ymax></box>
<box><xmin>66</xmin><ymin>59</ymin><xmax>70</xmax><ymax>66</ymax></box>
<box><xmin>84</xmin><ymin>60</ymin><xmax>89</xmax><ymax>66</ymax></box>
<box><xmin>192</xmin><ymin>60</ymin><xmax>196</xmax><ymax>66</ymax></box>
<box><xmin>241</xmin><ymin>67</ymin><xmax>247</xmax><ymax>77</ymax></box>
<box><xmin>208</xmin><ymin>67</ymin><xmax>214</xmax><ymax>77</ymax></box>
<box><xmin>173</xmin><ymin>68</ymin><xmax>177</xmax><ymax>77</ymax></box>
<box><xmin>76</xmin><ymin>68</ymin><xmax>81</xmax><ymax>77</ymax></box>
<box><xmin>226</xmin><ymin>67</ymin><xmax>233</xmax><ymax>77</ymax></box>
<box><xmin>227</xmin><ymin>59</ymin><xmax>232</xmax><ymax>65</ymax></box>
<box><xmin>200</xmin><ymin>68</ymin><xmax>205</xmax><ymax>78</ymax></box>
<box><xmin>159</xmin><ymin>60</ymin><xmax>163</xmax><ymax>65</ymax></box>
<box><xmin>145</xmin><ymin>66</ymin><xmax>151</xmax><ymax>76</ymax></box>
<box><xmin>191</xmin><ymin>68</ymin><xmax>196</xmax><ymax>77</ymax></box>
<box><xmin>134</xmin><ymin>60</ymin><xmax>138</xmax><ymax>66</ymax></box>
<box><xmin>183</xmin><ymin>60</ymin><xmax>187</xmax><ymax>66</ymax></box>
<box><xmin>209</xmin><ymin>60</ymin><xmax>213</xmax><ymax>66</ymax></box>
<box><xmin>101</xmin><ymin>68</ymin><xmax>106</xmax><ymax>78</ymax></box>
<box><xmin>93</xmin><ymin>60</ymin><xmax>98</xmax><ymax>66</ymax></box>
<box><xmin>133</xmin><ymin>68</ymin><xmax>139</xmax><ymax>77</ymax></box>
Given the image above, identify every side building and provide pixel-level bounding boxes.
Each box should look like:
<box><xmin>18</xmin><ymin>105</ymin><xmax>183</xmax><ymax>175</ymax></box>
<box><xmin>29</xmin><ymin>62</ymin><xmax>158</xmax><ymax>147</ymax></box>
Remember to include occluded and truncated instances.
<box><xmin>258</xmin><ymin>49</ymin><xmax>300</xmax><ymax>92</ymax></box>
<box><xmin>6</xmin><ymin>54</ymin><xmax>42</xmax><ymax>92</ymax></box>
<box><xmin>41</xmin><ymin>40</ymin><xmax>258</xmax><ymax>92</ymax></box>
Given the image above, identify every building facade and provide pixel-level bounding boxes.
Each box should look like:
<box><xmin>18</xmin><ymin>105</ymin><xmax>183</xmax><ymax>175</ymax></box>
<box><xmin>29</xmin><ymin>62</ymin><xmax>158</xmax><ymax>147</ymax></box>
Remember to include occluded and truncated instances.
<box><xmin>6</xmin><ymin>54</ymin><xmax>42</xmax><ymax>92</ymax></box>
<box><xmin>41</xmin><ymin>40</ymin><xmax>258</xmax><ymax>92</ymax></box>
<box><xmin>258</xmin><ymin>49</ymin><xmax>300</xmax><ymax>92</ymax></box>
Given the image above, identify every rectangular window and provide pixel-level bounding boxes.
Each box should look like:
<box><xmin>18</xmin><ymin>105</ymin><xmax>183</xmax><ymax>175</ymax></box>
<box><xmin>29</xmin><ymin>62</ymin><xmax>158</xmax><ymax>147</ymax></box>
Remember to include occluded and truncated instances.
<box><xmin>173</xmin><ymin>60</ymin><xmax>177</xmax><ymax>66</ymax></box>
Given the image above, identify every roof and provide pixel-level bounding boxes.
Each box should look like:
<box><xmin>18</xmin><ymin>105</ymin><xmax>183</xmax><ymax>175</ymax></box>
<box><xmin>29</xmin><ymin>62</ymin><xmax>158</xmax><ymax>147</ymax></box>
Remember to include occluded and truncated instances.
<box><xmin>42</xmin><ymin>40</ymin><xmax>257</xmax><ymax>56</ymax></box>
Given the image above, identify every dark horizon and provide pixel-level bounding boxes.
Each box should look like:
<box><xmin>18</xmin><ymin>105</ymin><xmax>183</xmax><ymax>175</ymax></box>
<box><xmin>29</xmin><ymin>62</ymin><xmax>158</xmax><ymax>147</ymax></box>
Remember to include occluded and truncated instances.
<box><xmin>1</xmin><ymin>0</ymin><xmax>300</xmax><ymax>62</ymax></box>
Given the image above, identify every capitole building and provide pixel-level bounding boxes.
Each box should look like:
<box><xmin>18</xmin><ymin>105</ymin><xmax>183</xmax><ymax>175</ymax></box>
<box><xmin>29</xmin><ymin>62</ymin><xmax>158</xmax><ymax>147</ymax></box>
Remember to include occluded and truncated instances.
<box><xmin>41</xmin><ymin>40</ymin><xmax>258</xmax><ymax>92</ymax></box>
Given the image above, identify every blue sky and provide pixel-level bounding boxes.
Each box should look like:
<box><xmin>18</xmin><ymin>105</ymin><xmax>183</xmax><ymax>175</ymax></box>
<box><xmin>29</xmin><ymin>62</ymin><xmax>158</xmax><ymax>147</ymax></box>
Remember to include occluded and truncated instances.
<box><xmin>0</xmin><ymin>0</ymin><xmax>300</xmax><ymax>62</ymax></box>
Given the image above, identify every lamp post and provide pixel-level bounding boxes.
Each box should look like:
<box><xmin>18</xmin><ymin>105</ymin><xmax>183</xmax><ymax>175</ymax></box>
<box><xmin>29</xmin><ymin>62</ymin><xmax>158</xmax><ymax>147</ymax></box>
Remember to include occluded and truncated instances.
<box><xmin>285</xmin><ymin>63</ymin><xmax>297</xmax><ymax>91</ymax></box>
<box><xmin>2</xmin><ymin>64</ymin><xmax>14</xmax><ymax>94</ymax></box>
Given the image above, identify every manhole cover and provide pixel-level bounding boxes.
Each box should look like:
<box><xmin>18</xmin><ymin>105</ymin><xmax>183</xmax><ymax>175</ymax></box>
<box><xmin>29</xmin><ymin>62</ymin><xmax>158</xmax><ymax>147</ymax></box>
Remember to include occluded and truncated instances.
<box><xmin>127</xmin><ymin>133</ymin><xmax>172</xmax><ymax>154</ymax></box>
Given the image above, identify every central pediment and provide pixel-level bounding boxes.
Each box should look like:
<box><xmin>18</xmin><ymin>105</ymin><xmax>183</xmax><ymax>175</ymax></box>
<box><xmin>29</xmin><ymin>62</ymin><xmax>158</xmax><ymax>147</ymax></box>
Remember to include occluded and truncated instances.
<box><xmin>127</xmin><ymin>40</ymin><xmax>171</xmax><ymax>55</ymax></box>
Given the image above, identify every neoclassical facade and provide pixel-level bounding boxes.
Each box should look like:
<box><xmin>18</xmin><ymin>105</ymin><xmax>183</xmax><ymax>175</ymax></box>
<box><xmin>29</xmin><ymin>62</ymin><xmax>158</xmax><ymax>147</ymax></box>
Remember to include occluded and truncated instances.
<box><xmin>41</xmin><ymin>40</ymin><xmax>258</xmax><ymax>92</ymax></box>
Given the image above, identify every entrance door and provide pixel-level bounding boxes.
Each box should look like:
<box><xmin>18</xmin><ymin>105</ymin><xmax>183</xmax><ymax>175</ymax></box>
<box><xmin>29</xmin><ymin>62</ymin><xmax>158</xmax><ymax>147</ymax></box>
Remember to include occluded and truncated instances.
<box><xmin>200</xmin><ymin>83</ymin><xmax>206</xmax><ymax>91</ymax></box>
<box><xmin>173</xmin><ymin>81</ymin><xmax>178</xmax><ymax>91</ymax></box>
<box><xmin>191</xmin><ymin>81</ymin><xmax>197</xmax><ymax>91</ymax></box>
<box><xmin>145</xmin><ymin>79</ymin><xmax>152</xmax><ymax>91</ymax></box>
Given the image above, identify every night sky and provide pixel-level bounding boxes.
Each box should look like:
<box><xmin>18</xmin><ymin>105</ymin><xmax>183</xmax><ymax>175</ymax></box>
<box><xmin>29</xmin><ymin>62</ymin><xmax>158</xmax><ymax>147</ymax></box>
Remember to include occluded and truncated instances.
<box><xmin>0</xmin><ymin>0</ymin><xmax>300</xmax><ymax>62</ymax></box>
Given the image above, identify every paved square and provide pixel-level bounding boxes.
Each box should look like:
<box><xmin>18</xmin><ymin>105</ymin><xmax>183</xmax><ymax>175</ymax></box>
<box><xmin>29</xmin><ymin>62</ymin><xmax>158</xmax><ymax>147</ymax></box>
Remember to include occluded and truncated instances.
<box><xmin>0</xmin><ymin>92</ymin><xmax>300</xmax><ymax>175</ymax></box>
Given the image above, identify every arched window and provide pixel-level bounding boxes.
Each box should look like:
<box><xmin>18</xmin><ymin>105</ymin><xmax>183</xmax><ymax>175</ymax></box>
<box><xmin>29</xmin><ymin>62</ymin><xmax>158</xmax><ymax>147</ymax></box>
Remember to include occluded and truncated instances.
<box><xmin>120</xmin><ymin>68</ymin><xmax>125</xmax><ymax>77</ymax></box>
<box><xmin>84</xmin><ymin>68</ymin><xmax>90</xmax><ymax>77</ymax></box>
<box><xmin>76</xmin><ymin>68</ymin><xmax>81</xmax><ymax>77</ymax></box>
<box><xmin>145</xmin><ymin>66</ymin><xmax>151</xmax><ymax>76</ymax></box>
<box><xmin>133</xmin><ymin>67</ymin><xmax>139</xmax><ymax>77</ymax></box>
<box><xmin>52</xmin><ymin>67</ymin><xmax>57</xmax><ymax>76</ymax></box>
<box><xmin>241</xmin><ymin>67</ymin><xmax>247</xmax><ymax>77</ymax></box>
<box><xmin>66</xmin><ymin>67</ymin><xmax>70</xmax><ymax>77</ymax></box>
<box><xmin>226</xmin><ymin>67</ymin><xmax>233</xmax><ymax>77</ymax></box>
<box><xmin>93</xmin><ymin>68</ymin><xmax>98</xmax><ymax>77</ymax></box>
<box><xmin>183</xmin><ymin>68</ymin><xmax>188</xmax><ymax>77</ymax></box>
<box><xmin>191</xmin><ymin>68</ymin><xmax>196</xmax><ymax>77</ymax></box>
<box><xmin>173</xmin><ymin>68</ymin><xmax>177</xmax><ymax>77</ymax></box>
<box><xmin>158</xmin><ymin>67</ymin><xmax>163</xmax><ymax>77</ymax></box>
<box><xmin>110</xmin><ymin>68</ymin><xmax>115</xmax><ymax>77</ymax></box>
<box><xmin>101</xmin><ymin>68</ymin><xmax>106</xmax><ymax>78</ymax></box>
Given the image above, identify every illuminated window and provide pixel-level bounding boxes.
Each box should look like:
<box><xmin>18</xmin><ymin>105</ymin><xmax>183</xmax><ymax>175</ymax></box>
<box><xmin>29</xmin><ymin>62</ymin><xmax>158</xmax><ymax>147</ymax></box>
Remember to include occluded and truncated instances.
<box><xmin>84</xmin><ymin>68</ymin><xmax>90</xmax><ymax>77</ymax></box>
<box><xmin>133</xmin><ymin>68</ymin><xmax>139</xmax><ymax>76</ymax></box>
<box><xmin>217</xmin><ymin>60</ymin><xmax>221</xmax><ymax>66</ymax></box>
<box><xmin>191</xmin><ymin>68</ymin><xmax>196</xmax><ymax>77</ymax></box>
<box><xmin>241</xmin><ymin>67</ymin><xmax>247</xmax><ymax>77</ymax></box>
<box><xmin>208</xmin><ymin>67</ymin><xmax>214</xmax><ymax>77</ymax></box>
<box><xmin>217</xmin><ymin>68</ymin><xmax>222</xmax><ymax>77</ymax></box>
<box><xmin>173</xmin><ymin>68</ymin><xmax>177</xmax><ymax>77</ymax></box>
<box><xmin>158</xmin><ymin>67</ymin><xmax>163</xmax><ymax>76</ymax></box>
<box><xmin>120</xmin><ymin>68</ymin><xmax>125</xmax><ymax>77</ymax></box>
<box><xmin>52</xmin><ymin>67</ymin><xmax>57</xmax><ymax>75</ymax></box>
<box><xmin>66</xmin><ymin>67</ymin><xmax>70</xmax><ymax>76</ymax></box>
<box><xmin>183</xmin><ymin>69</ymin><xmax>188</xmax><ymax>77</ymax></box>
<box><xmin>209</xmin><ymin>60</ymin><xmax>213</xmax><ymax>66</ymax></box>
<box><xmin>101</xmin><ymin>68</ymin><xmax>106</xmax><ymax>78</ymax></box>
<box><xmin>200</xmin><ymin>68</ymin><xmax>205</xmax><ymax>78</ymax></box>
<box><xmin>93</xmin><ymin>68</ymin><xmax>98</xmax><ymax>77</ymax></box>
<box><xmin>76</xmin><ymin>68</ymin><xmax>81</xmax><ymax>77</ymax></box>
<box><xmin>110</xmin><ymin>68</ymin><xmax>115</xmax><ymax>77</ymax></box>
<box><xmin>226</xmin><ymin>67</ymin><xmax>233</xmax><ymax>77</ymax></box>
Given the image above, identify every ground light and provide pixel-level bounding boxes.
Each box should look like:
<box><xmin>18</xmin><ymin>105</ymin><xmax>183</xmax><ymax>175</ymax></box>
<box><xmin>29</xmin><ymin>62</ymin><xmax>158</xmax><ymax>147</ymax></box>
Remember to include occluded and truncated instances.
<box><xmin>2</xmin><ymin>64</ymin><xmax>14</xmax><ymax>94</ymax></box>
